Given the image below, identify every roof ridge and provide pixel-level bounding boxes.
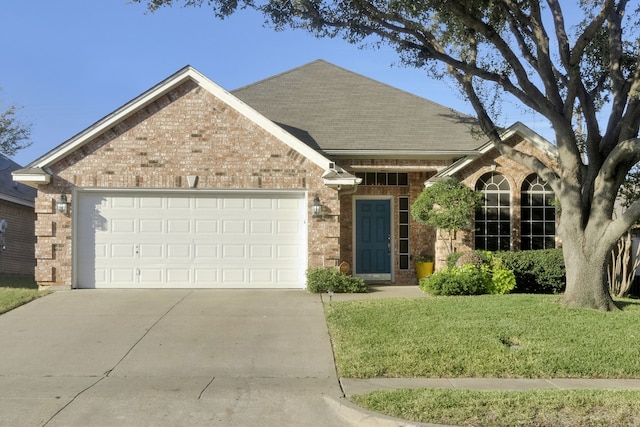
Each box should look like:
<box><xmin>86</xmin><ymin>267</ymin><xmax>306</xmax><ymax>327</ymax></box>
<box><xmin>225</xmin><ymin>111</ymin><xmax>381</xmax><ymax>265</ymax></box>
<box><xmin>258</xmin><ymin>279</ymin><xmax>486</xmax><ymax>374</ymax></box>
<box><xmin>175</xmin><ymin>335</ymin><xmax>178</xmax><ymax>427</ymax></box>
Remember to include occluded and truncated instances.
<box><xmin>231</xmin><ymin>59</ymin><xmax>328</xmax><ymax>92</ymax></box>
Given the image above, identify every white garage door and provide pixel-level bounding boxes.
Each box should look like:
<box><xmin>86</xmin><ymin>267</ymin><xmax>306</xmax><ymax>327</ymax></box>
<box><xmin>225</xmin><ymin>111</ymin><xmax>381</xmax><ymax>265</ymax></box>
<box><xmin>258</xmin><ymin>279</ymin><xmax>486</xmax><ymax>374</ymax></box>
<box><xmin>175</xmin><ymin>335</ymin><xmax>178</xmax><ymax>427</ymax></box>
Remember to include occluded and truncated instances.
<box><xmin>75</xmin><ymin>191</ymin><xmax>307</xmax><ymax>289</ymax></box>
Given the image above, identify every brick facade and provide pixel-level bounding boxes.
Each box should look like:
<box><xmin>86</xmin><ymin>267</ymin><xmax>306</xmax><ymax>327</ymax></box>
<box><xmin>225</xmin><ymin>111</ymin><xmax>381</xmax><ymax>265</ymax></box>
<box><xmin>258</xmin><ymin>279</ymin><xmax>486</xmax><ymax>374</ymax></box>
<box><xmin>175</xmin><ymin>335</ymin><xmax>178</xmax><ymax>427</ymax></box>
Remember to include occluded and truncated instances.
<box><xmin>33</xmin><ymin>81</ymin><xmax>337</xmax><ymax>289</ymax></box>
<box><xmin>24</xmin><ymin>67</ymin><xmax>555</xmax><ymax>289</ymax></box>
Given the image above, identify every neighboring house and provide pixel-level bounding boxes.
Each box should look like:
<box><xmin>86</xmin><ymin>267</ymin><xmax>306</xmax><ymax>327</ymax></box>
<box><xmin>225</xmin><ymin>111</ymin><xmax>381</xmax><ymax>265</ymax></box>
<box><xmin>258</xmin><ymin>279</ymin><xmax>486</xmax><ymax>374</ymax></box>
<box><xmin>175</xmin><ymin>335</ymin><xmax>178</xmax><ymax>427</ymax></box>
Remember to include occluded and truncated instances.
<box><xmin>13</xmin><ymin>60</ymin><xmax>558</xmax><ymax>290</ymax></box>
<box><xmin>0</xmin><ymin>154</ymin><xmax>36</xmax><ymax>275</ymax></box>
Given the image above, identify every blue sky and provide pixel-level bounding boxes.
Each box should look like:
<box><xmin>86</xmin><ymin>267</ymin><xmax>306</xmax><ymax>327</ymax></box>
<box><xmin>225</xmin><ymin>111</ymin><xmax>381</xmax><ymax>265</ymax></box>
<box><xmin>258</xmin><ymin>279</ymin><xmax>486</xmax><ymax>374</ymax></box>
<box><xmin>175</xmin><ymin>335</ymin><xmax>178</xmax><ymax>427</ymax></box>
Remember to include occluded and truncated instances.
<box><xmin>1</xmin><ymin>0</ymin><xmax>550</xmax><ymax>166</ymax></box>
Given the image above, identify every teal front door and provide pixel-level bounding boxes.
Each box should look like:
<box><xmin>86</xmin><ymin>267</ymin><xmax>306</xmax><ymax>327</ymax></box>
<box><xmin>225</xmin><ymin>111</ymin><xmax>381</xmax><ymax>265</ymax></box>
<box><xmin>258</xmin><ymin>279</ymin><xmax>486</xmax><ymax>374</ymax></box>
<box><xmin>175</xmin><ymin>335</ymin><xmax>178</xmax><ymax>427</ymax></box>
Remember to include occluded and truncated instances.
<box><xmin>355</xmin><ymin>199</ymin><xmax>391</xmax><ymax>280</ymax></box>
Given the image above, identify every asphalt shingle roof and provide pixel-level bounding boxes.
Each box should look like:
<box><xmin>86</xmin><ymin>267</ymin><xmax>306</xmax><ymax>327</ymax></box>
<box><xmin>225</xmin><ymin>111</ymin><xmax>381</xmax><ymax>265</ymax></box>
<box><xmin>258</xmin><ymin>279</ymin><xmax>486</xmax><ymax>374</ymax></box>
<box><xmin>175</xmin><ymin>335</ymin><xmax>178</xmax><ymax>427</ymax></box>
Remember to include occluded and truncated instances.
<box><xmin>232</xmin><ymin>60</ymin><xmax>483</xmax><ymax>154</ymax></box>
<box><xmin>0</xmin><ymin>154</ymin><xmax>35</xmax><ymax>205</ymax></box>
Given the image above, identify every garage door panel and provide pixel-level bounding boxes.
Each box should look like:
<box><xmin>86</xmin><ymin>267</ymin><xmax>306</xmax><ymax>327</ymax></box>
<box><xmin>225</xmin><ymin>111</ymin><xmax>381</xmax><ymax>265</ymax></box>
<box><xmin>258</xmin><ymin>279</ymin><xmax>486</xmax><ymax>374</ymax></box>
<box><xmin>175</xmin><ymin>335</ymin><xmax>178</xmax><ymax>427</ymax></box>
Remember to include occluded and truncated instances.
<box><xmin>111</xmin><ymin>269</ymin><xmax>136</xmax><ymax>283</ymax></box>
<box><xmin>195</xmin><ymin>220</ymin><xmax>219</xmax><ymax>234</ymax></box>
<box><xmin>111</xmin><ymin>244</ymin><xmax>136</xmax><ymax>258</ymax></box>
<box><xmin>112</xmin><ymin>219</ymin><xmax>136</xmax><ymax>233</ymax></box>
<box><xmin>76</xmin><ymin>192</ymin><xmax>306</xmax><ymax>289</ymax></box>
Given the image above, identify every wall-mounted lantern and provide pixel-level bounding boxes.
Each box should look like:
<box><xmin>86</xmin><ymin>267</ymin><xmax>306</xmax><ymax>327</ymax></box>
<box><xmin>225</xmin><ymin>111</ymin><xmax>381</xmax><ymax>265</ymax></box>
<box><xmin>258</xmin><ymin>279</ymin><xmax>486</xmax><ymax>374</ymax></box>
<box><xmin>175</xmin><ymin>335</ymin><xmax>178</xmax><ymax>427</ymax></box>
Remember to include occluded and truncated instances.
<box><xmin>57</xmin><ymin>194</ymin><xmax>68</xmax><ymax>214</ymax></box>
<box><xmin>311</xmin><ymin>195</ymin><xmax>323</xmax><ymax>218</ymax></box>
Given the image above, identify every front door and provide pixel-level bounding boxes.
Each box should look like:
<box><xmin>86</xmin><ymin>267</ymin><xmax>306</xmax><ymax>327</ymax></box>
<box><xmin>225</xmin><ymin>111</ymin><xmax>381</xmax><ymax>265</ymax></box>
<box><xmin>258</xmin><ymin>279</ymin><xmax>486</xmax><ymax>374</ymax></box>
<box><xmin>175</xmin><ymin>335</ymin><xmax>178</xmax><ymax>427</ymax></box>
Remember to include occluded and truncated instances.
<box><xmin>355</xmin><ymin>199</ymin><xmax>392</xmax><ymax>281</ymax></box>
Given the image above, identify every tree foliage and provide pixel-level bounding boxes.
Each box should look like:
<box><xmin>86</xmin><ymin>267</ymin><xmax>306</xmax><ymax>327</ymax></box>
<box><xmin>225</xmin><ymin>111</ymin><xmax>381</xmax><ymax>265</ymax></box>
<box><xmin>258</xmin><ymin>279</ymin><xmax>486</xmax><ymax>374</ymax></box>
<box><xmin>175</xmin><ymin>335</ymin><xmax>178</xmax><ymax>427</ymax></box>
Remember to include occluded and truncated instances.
<box><xmin>0</xmin><ymin>95</ymin><xmax>31</xmax><ymax>156</ymax></box>
<box><xmin>411</xmin><ymin>178</ymin><xmax>482</xmax><ymax>253</ymax></box>
<box><xmin>133</xmin><ymin>0</ymin><xmax>640</xmax><ymax>310</ymax></box>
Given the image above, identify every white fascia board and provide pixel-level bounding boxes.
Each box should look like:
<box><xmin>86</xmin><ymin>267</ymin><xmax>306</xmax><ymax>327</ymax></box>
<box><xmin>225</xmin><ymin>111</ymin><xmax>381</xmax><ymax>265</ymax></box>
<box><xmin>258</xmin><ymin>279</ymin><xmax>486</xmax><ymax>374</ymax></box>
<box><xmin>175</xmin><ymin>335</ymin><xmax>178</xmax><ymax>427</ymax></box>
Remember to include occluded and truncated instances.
<box><xmin>28</xmin><ymin>66</ymin><xmax>335</xmax><ymax>172</ymax></box>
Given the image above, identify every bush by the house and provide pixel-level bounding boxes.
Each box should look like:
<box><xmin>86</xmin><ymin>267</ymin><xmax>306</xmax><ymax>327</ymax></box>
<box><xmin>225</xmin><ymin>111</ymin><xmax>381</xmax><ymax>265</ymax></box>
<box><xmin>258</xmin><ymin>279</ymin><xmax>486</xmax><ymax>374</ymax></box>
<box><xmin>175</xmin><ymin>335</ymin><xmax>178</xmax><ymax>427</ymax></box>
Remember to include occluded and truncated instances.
<box><xmin>306</xmin><ymin>267</ymin><xmax>369</xmax><ymax>293</ymax></box>
<box><xmin>495</xmin><ymin>249</ymin><xmax>565</xmax><ymax>293</ymax></box>
<box><xmin>420</xmin><ymin>264</ymin><xmax>490</xmax><ymax>295</ymax></box>
<box><xmin>420</xmin><ymin>253</ymin><xmax>515</xmax><ymax>296</ymax></box>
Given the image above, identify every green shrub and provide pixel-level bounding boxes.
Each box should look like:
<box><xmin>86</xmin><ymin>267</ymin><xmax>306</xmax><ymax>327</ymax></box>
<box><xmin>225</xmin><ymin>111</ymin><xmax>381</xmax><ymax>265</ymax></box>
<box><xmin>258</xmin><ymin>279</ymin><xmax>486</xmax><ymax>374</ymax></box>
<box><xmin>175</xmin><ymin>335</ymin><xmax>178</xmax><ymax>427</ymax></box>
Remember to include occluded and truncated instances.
<box><xmin>424</xmin><ymin>252</ymin><xmax>515</xmax><ymax>296</ymax></box>
<box><xmin>420</xmin><ymin>264</ymin><xmax>490</xmax><ymax>296</ymax></box>
<box><xmin>487</xmin><ymin>264</ymin><xmax>517</xmax><ymax>294</ymax></box>
<box><xmin>306</xmin><ymin>267</ymin><xmax>369</xmax><ymax>293</ymax></box>
<box><xmin>495</xmin><ymin>249</ymin><xmax>565</xmax><ymax>293</ymax></box>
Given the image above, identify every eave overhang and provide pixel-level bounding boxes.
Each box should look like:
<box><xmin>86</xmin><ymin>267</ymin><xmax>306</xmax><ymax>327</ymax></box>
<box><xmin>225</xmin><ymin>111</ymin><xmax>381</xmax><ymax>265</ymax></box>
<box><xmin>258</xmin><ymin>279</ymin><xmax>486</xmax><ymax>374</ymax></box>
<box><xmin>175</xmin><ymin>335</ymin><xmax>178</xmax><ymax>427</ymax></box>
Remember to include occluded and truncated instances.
<box><xmin>12</xmin><ymin>168</ymin><xmax>51</xmax><ymax>188</ymax></box>
<box><xmin>323</xmin><ymin>149</ymin><xmax>480</xmax><ymax>160</ymax></box>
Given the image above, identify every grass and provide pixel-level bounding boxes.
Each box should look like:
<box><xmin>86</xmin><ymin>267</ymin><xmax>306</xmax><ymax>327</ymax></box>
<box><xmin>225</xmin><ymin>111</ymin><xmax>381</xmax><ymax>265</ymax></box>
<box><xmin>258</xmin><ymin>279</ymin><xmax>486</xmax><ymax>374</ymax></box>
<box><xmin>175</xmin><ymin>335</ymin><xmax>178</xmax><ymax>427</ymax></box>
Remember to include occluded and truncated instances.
<box><xmin>325</xmin><ymin>294</ymin><xmax>640</xmax><ymax>426</ymax></box>
<box><xmin>352</xmin><ymin>388</ymin><xmax>640</xmax><ymax>427</ymax></box>
<box><xmin>0</xmin><ymin>274</ymin><xmax>48</xmax><ymax>315</ymax></box>
<box><xmin>325</xmin><ymin>294</ymin><xmax>640</xmax><ymax>378</ymax></box>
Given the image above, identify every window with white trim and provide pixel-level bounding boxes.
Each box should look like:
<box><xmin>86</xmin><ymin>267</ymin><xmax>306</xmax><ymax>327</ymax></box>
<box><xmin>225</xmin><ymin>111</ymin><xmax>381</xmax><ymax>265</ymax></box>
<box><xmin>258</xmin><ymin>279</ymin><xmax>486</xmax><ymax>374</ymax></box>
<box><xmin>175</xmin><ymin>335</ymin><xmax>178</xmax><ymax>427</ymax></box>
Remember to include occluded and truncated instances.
<box><xmin>475</xmin><ymin>172</ymin><xmax>511</xmax><ymax>251</ymax></box>
<box><xmin>521</xmin><ymin>174</ymin><xmax>556</xmax><ymax>250</ymax></box>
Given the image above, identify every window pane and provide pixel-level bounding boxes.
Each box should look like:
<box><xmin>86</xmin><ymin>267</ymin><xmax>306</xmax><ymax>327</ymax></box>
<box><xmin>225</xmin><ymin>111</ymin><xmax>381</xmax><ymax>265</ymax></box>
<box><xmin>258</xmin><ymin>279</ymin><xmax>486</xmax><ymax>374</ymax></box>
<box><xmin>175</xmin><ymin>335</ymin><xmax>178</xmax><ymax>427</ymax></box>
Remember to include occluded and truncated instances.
<box><xmin>487</xmin><ymin>238</ymin><xmax>499</xmax><ymax>251</ymax></box>
<box><xmin>399</xmin><ymin>225</ymin><xmax>409</xmax><ymax>238</ymax></box>
<box><xmin>377</xmin><ymin>173</ymin><xmax>387</xmax><ymax>185</ymax></box>
<box><xmin>545</xmin><ymin>237</ymin><xmax>556</xmax><ymax>248</ymax></box>
<box><xmin>399</xmin><ymin>240</ymin><xmax>409</xmax><ymax>253</ymax></box>
<box><xmin>399</xmin><ymin>197</ymin><xmax>408</xmax><ymax>210</ymax></box>
<box><xmin>545</xmin><ymin>222</ymin><xmax>555</xmax><ymax>234</ymax></box>
<box><xmin>398</xmin><ymin>173</ymin><xmax>408</xmax><ymax>186</ymax></box>
<box><xmin>532</xmin><ymin>237</ymin><xmax>544</xmax><ymax>250</ymax></box>
<box><xmin>365</xmin><ymin>173</ymin><xmax>375</xmax><ymax>185</ymax></box>
<box><xmin>487</xmin><ymin>222</ymin><xmax>499</xmax><ymax>235</ymax></box>
<box><xmin>532</xmin><ymin>208</ymin><xmax>544</xmax><ymax>220</ymax></box>
<box><xmin>531</xmin><ymin>194</ymin><xmax>544</xmax><ymax>206</ymax></box>
<box><xmin>388</xmin><ymin>173</ymin><xmax>398</xmax><ymax>186</ymax></box>
<box><xmin>499</xmin><ymin>238</ymin><xmax>511</xmax><ymax>251</ymax></box>
<box><xmin>400</xmin><ymin>255</ymin><xmax>409</xmax><ymax>270</ymax></box>
<box><xmin>400</xmin><ymin>211</ymin><xmax>409</xmax><ymax>223</ymax></box>
<box><xmin>532</xmin><ymin>222</ymin><xmax>544</xmax><ymax>234</ymax></box>
<box><xmin>499</xmin><ymin>222</ymin><xmax>511</xmax><ymax>235</ymax></box>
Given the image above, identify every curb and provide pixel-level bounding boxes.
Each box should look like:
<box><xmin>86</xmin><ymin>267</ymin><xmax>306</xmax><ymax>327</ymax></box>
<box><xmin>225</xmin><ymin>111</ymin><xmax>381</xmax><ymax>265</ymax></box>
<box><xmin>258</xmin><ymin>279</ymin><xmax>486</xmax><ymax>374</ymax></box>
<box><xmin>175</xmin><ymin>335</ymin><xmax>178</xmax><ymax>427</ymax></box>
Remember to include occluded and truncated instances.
<box><xmin>323</xmin><ymin>395</ymin><xmax>452</xmax><ymax>427</ymax></box>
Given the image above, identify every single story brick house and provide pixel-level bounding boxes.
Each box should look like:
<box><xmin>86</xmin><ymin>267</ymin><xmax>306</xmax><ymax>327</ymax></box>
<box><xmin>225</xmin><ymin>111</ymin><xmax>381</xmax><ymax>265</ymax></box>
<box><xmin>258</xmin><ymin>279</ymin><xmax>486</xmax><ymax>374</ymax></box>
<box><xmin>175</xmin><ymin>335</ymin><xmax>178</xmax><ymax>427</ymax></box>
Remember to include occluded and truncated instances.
<box><xmin>0</xmin><ymin>154</ymin><xmax>36</xmax><ymax>275</ymax></box>
<box><xmin>13</xmin><ymin>60</ymin><xmax>558</xmax><ymax>290</ymax></box>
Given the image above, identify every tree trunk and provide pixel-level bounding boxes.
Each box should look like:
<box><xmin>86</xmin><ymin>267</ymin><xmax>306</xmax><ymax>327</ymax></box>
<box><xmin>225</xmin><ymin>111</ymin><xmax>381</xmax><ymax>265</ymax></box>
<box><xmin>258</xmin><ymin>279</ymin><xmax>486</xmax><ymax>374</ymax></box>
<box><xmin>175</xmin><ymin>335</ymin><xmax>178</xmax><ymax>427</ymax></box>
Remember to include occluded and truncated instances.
<box><xmin>562</xmin><ymin>234</ymin><xmax>619</xmax><ymax>311</ymax></box>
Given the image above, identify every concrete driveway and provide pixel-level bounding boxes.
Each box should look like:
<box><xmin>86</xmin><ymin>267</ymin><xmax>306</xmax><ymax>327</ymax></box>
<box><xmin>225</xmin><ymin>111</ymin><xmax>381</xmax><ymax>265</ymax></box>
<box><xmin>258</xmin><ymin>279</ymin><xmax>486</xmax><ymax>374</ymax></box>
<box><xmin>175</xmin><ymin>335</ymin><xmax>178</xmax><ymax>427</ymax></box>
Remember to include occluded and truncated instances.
<box><xmin>0</xmin><ymin>289</ymin><xmax>346</xmax><ymax>426</ymax></box>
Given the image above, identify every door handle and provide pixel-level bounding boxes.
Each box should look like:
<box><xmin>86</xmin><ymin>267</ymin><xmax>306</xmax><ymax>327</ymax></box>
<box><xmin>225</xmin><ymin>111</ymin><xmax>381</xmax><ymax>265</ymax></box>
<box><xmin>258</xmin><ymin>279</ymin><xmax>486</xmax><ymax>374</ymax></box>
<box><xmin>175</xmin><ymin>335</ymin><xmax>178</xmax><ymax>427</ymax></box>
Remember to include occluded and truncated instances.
<box><xmin>387</xmin><ymin>234</ymin><xmax>391</xmax><ymax>254</ymax></box>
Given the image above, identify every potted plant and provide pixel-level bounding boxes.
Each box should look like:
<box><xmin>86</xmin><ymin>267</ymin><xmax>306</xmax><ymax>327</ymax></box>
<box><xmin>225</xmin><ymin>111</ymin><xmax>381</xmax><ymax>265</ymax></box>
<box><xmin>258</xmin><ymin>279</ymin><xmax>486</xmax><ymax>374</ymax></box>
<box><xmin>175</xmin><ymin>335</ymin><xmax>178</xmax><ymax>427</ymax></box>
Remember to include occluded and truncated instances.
<box><xmin>415</xmin><ymin>251</ymin><xmax>434</xmax><ymax>279</ymax></box>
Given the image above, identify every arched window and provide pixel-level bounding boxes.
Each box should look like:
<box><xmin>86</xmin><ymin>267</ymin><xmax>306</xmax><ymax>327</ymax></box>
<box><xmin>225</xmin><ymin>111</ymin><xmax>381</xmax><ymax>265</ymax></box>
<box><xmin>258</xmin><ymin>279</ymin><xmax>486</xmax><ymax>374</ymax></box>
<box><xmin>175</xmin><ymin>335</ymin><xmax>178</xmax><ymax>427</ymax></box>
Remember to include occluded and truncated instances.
<box><xmin>521</xmin><ymin>174</ymin><xmax>556</xmax><ymax>249</ymax></box>
<box><xmin>475</xmin><ymin>172</ymin><xmax>511</xmax><ymax>251</ymax></box>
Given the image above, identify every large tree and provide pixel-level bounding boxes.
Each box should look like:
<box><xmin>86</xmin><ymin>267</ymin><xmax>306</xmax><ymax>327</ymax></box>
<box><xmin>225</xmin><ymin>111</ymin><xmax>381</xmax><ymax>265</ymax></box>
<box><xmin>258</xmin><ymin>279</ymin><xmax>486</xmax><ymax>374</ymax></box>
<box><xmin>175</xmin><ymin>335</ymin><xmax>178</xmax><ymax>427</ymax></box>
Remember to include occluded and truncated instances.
<box><xmin>0</xmin><ymin>94</ymin><xmax>31</xmax><ymax>156</ymax></box>
<box><xmin>136</xmin><ymin>0</ymin><xmax>640</xmax><ymax>310</ymax></box>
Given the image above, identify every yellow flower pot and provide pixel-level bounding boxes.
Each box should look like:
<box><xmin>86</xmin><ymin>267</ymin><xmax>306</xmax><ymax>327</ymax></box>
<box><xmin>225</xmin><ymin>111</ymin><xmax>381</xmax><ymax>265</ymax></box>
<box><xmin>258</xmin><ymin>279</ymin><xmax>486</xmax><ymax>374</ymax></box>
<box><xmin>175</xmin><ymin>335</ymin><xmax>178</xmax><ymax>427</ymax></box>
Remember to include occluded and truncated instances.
<box><xmin>416</xmin><ymin>262</ymin><xmax>434</xmax><ymax>279</ymax></box>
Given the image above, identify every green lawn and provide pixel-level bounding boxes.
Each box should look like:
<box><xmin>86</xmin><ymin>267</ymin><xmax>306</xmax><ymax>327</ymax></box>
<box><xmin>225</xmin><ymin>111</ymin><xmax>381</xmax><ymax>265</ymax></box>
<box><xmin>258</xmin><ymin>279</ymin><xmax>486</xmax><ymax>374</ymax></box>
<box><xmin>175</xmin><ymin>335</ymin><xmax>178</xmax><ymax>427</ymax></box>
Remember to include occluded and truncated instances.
<box><xmin>352</xmin><ymin>388</ymin><xmax>640</xmax><ymax>427</ymax></box>
<box><xmin>325</xmin><ymin>294</ymin><xmax>640</xmax><ymax>426</ymax></box>
<box><xmin>0</xmin><ymin>274</ymin><xmax>48</xmax><ymax>315</ymax></box>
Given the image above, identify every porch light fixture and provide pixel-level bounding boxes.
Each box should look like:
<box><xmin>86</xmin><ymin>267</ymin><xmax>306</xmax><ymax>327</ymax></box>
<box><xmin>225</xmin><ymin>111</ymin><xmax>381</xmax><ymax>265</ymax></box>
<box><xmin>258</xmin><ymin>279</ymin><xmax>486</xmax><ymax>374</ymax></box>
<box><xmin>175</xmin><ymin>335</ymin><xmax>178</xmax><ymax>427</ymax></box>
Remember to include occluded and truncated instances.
<box><xmin>57</xmin><ymin>194</ymin><xmax>68</xmax><ymax>214</ymax></box>
<box><xmin>311</xmin><ymin>195</ymin><xmax>323</xmax><ymax>218</ymax></box>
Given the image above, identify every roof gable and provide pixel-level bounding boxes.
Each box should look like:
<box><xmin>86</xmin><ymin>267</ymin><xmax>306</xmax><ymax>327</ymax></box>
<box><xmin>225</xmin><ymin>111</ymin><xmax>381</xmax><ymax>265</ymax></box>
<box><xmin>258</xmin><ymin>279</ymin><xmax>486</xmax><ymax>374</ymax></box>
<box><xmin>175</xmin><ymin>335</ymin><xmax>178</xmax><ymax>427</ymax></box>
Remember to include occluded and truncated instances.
<box><xmin>17</xmin><ymin>66</ymin><xmax>337</xmax><ymax>175</ymax></box>
<box><xmin>233</xmin><ymin>60</ymin><xmax>483</xmax><ymax>155</ymax></box>
<box><xmin>427</xmin><ymin>122</ymin><xmax>558</xmax><ymax>184</ymax></box>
